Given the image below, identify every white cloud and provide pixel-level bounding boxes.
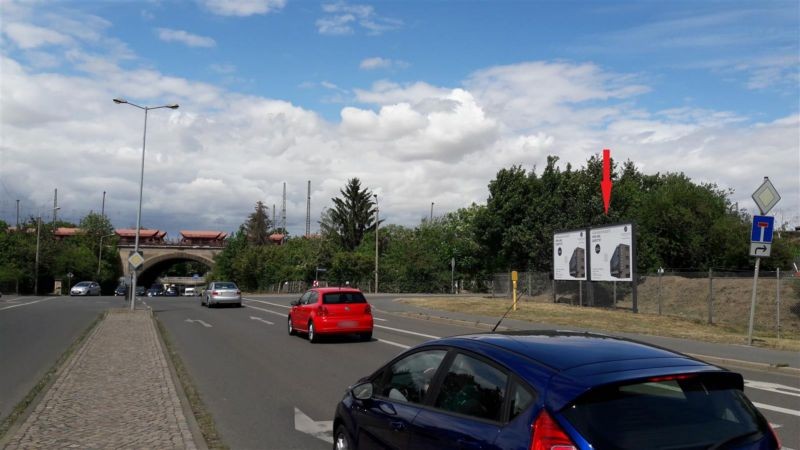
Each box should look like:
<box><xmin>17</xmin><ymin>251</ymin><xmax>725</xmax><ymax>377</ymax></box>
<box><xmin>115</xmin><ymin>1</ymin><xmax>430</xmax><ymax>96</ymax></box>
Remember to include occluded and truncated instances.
<box><xmin>3</xmin><ymin>23</ymin><xmax>73</xmax><ymax>49</ymax></box>
<box><xmin>359</xmin><ymin>57</ymin><xmax>409</xmax><ymax>70</ymax></box>
<box><xmin>199</xmin><ymin>0</ymin><xmax>286</xmax><ymax>16</ymax></box>
<box><xmin>317</xmin><ymin>2</ymin><xmax>402</xmax><ymax>36</ymax></box>
<box><xmin>0</xmin><ymin>11</ymin><xmax>797</xmax><ymax>237</ymax></box>
<box><xmin>156</xmin><ymin>28</ymin><xmax>216</xmax><ymax>48</ymax></box>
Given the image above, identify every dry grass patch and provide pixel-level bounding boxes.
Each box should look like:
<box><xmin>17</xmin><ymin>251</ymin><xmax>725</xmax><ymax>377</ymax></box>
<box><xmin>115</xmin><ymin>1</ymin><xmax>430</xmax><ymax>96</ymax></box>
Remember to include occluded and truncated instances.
<box><xmin>397</xmin><ymin>297</ymin><xmax>800</xmax><ymax>352</ymax></box>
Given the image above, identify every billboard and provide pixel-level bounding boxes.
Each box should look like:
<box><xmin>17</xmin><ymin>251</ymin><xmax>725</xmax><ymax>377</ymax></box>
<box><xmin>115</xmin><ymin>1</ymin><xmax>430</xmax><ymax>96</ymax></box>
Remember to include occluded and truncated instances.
<box><xmin>590</xmin><ymin>223</ymin><xmax>633</xmax><ymax>281</ymax></box>
<box><xmin>553</xmin><ymin>230</ymin><xmax>587</xmax><ymax>281</ymax></box>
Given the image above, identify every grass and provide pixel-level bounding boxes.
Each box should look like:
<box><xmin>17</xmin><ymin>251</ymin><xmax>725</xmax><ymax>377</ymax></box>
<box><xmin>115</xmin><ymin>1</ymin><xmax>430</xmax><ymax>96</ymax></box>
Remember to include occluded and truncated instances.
<box><xmin>397</xmin><ymin>296</ymin><xmax>800</xmax><ymax>352</ymax></box>
<box><xmin>0</xmin><ymin>312</ymin><xmax>104</xmax><ymax>441</ymax></box>
<box><xmin>155</xmin><ymin>316</ymin><xmax>229</xmax><ymax>450</ymax></box>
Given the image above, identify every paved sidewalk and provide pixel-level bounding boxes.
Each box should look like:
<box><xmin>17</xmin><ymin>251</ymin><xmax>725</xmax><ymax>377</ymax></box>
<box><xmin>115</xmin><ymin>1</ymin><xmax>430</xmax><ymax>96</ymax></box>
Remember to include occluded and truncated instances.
<box><xmin>4</xmin><ymin>309</ymin><xmax>198</xmax><ymax>449</ymax></box>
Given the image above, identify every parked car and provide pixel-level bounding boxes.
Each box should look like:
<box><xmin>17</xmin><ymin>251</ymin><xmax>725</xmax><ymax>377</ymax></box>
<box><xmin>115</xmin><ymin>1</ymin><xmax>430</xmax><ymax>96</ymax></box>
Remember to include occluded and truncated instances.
<box><xmin>288</xmin><ymin>287</ymin><xmax>373</xmax><ymax>343</ymax></box>
<box><xmin>135</xmin><ymin>285</ymin><xmax>146</xmax><ymax>296</ymax></box>
<box><xmin>202</xmin><ymin>281</ymin><xmax>241</xmax><ymax>307</ymax></box>
<box><xmin>183</xmin><ymin>287</ymin><xmax>196</xmax><ymax>297</ymax></box>
<box><xmin>146</xmin><ymin>284</ymin><xmax>164</xmax><ymax>297</ymax></box>
<box><xmin>164</xmin><ymin>285</ymin><xmax>179</xmax><ymax>297</ymax></box>
<box><xmin>333</xmin><ymin>330</ymin><xmax>780</xmax><ymax>450</ymax></box>
<box><xmin>114</xmin><ymin>284</ymin><xmax>128</xmax><ymax>296</ymax></box>
<box><xmin>70</xmin><ymin>281</ymin><xmax>101</xmax><ymax>296</ymax></box>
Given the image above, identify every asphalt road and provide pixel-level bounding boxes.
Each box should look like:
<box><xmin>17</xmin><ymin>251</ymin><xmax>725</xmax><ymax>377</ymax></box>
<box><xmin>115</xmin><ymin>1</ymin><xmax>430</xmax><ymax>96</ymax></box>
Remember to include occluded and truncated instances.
<box><xmin>2</xmin><ymin>293</ymin><xmax>798</xmax><ymax>449</ymax></box>
<box><xmin>147</xmin><ymin>294</ymin><xmax>800</xmax><ymax>450</ymax></box>
<box><xmin>0</xmin><ymin>294</ymin><xmax>128</xmax><ymax>421</ymax></box>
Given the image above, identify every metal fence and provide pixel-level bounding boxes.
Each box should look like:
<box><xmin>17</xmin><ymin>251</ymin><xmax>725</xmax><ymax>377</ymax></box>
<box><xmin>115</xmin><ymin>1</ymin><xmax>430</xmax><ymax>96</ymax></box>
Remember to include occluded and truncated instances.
<box><xmin>485</xmin><ymin>270</ymin><xmax>799</xmax><ymax>339</ymax></box>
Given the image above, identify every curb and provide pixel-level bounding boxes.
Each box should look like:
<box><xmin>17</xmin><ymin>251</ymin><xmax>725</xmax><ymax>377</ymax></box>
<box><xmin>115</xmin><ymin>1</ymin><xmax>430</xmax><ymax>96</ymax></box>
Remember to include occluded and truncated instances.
<box><xmin>151</xmin><ymin>310</ymin><xmax>209</xmax><ymax>450</ymax></box>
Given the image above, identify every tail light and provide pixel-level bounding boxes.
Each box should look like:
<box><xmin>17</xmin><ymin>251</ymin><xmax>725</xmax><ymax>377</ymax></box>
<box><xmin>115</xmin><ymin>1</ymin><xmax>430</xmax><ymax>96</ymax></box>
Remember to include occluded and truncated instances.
<box><xmin>768</xmin><ymin>422</ymin><xmax>782</xmax><ymax>449</ymax></box>
<box><xmin>317</xmin><ymin>306</ymin><xmax>329</xmax><ymax>316</ymax></box>
<box><xmin>531</xmin><ymin>410</ymin><xmax>577</xmax><ymax>450</ymax></box>
<box><xmin>365</xmin><ymin>304</ymin><xmax>372</xmax><ymax>314</ymax></box>
<box><xmin>212</xmin><ymin>291</ymin><xmax>219</xmax><ymax>295</ymax></box>
<box><xmin>236</xmin><ymin>290</ymin><xmax>241</xmax><ymax>295</ymax></box>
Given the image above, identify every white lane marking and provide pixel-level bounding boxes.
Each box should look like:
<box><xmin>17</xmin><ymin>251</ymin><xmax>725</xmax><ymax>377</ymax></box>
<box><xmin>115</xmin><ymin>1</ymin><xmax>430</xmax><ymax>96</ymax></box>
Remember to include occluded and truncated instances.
<box><xmin>373</xmin><ymin>316</ymin><xmax>387</xmax><ymax>322</ymax></box>
<box><xmin>250</xmin><ymin>316</ymin><xmax>274</xmax><ymax>325</ymax></box>
<box><xmin>294</xmin><ymin>407</ymin><xmax>333</xmax><ymax>444</ymax></box>
<box><xmin>185</xmin><ymin>318</ymin><xmax>212</xmax><ymax>328</ymax></box>
<box><xmin>244</xmin><ymin>298</ymin><xmax>290</xmax><ymax>309</ymax></box>
<box><xmin>745</xmin><ymin>380</ymin><xmax>800</xmax><ymax>398</ymax></box>
<box><xmin>752</xmin><ymin>402</ymin><xmax>800</xmax><ymax>417</ymax></box>
<box><xmin>374</xmin><ymin>324</ymin><xmax>440</xmax><ymax>339</ymax></box>
<box><xmin>0</xmin><ymin>296</ymin><xmax>58</xmax><ymax>311</ymax></box>
<box><xmin>243</xmin><ymin>303</ymin><xmax>288</xmax><ymax>318</ymax></box>
<box><xmin>377</xmin><ymin>338</ymin><xmax>411</xmax><ymax>349</ymax></box>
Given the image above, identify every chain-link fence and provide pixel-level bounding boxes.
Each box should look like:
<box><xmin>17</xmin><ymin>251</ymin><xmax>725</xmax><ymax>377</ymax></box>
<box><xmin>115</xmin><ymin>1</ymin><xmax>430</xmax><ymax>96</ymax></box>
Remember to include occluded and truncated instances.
<box><xmin>484</xmin><ymin>270</ymin><xmax>799</xmax><ymax>339</ymax></box>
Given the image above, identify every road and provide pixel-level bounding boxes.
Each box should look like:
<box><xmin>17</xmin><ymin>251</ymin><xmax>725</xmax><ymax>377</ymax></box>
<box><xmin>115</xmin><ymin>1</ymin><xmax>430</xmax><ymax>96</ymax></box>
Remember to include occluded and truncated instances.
<box><xmin>0</xmin><ymin>294</ymin><xmax>127</xmax><ymax>421</ymax></box>
<box><xmin>2</xmin><ymin>293</ymin><xmax>798</xmax><ymax>449</ymax></box>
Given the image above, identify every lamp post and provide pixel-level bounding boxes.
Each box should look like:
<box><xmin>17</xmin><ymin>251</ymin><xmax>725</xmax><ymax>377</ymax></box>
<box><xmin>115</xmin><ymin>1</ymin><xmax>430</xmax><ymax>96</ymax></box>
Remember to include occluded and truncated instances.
<box><xmin>374</xmin><ymin>194</ymin><xmax>379</xmax><ymax>294</ymax></box>
<box><xmin>430</xmin><ymin>202</ymin><xmax>434</xmax><ymax>222</ymax></box>
<box><xmin>113</xmin><ymin>98</ymin><xmax>179</xmax><ymax>311</ymax></box>
<box><xmin>97</xmin><ymin>233</ymin><xmax>116</xmax><ymax>279</ymax></box>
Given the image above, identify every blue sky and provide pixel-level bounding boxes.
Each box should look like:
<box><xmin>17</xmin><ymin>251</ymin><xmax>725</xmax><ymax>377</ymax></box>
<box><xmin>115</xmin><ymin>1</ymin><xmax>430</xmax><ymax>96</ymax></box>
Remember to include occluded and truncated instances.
<box><xmin>1</xmin><ymin>0</ymin><xmax>798</xmax><ymax>238</ymax></box>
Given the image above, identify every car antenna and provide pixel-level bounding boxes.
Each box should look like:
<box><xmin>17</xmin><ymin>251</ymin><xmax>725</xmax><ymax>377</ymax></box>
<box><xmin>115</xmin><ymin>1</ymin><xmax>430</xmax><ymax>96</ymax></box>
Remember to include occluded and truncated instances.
<box><xmin>491</xmin><ymin>289</ymin><xmax>523</xmax><ymax>332</ymax></box>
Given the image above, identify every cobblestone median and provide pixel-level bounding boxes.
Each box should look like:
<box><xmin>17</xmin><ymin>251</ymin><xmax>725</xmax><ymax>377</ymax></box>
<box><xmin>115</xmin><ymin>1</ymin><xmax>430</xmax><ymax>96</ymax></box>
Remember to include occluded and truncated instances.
<box><xmin>4</xmin><ymin>310</ymin><xmax>197</xmax><ymax>449</ymax></box>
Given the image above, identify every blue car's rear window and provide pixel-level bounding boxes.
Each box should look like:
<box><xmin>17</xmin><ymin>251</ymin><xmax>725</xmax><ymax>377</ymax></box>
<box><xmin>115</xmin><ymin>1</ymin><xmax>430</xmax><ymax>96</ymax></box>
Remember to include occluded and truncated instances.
<box><xmin>560</xmin><ymin>373</ymin><xmax>769</xmax><ymax>449</ymax></box>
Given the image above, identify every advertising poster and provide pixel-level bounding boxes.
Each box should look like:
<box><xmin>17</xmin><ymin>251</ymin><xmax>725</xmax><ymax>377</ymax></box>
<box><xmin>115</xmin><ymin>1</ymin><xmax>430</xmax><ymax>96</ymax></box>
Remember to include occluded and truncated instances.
<box><xmin>589</xmin><ymin>223</ymin><xmax>634</xmax><ymax>281</ymax></box>
<box><xmin>553</xmin><ymin>229</ymin><xmax>587</xmax><ymax>281</ymax></box>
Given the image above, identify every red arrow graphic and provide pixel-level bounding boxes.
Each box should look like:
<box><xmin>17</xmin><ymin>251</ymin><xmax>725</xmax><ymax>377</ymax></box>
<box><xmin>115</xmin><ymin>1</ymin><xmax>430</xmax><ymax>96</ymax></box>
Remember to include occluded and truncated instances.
<box><xmin>601</xmin><ymin>149</ymin><xmax>612</xmax><ymax>214</ymax></box>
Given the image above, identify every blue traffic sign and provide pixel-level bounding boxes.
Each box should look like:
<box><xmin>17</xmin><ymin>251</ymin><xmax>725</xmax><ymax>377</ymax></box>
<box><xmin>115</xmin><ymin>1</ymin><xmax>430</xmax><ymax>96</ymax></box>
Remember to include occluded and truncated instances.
<box><xmin>750</xmin><ymin>215</ymin><xmax>774</xmax><ymax>243</ymax></box>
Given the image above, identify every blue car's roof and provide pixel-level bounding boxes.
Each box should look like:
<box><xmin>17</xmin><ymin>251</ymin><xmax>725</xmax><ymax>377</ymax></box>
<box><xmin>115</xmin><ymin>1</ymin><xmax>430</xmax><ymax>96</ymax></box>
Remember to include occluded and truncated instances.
<box><xmin>424</xmin><ymin>330</ymin><xmax>726</xmax><ymax>410</ymax></box>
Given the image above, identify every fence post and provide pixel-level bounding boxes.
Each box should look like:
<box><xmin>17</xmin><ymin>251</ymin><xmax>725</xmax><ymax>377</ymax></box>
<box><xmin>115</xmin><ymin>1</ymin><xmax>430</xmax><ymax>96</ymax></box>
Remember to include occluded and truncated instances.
<box><xmin>707</xmin><ymin>268</ymin><xmax>713</xmax><ymax>324</ymax></box>
<box><xmin>776</xmin><ymin>268</ymin><xmax>781</xmax><ymax>340</ymax></box>
<box><xmin>657</xmin><ymin>268</ymin><xmax>664</xmax><ymax>315</ymax></box>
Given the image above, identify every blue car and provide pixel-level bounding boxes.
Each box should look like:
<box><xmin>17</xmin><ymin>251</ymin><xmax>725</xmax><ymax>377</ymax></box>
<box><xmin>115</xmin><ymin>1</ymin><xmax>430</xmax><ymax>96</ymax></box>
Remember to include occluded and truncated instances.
<box><xmin>333</xmin><ymin>331</ymin><xmax>780</xmax><ymax>450</ymax></box>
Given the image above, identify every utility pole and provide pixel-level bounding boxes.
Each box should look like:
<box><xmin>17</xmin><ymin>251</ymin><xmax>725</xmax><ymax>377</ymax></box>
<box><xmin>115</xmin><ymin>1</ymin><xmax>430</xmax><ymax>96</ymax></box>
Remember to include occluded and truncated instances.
<box><xmin>430</xmin><ymin>202</ymin><xmax>434</xmax><ymax>222</ymax></box>
<box><xmin>53</xmin><ymin>188</ymin><xmax>58</xmax><ymax>226</ymax></box>
<box><xmin>34</xmin><ymin>215</ymin><xmax>41</xmax><ymax>295</ymax></box>
<box><xmin>16</xmin><ymin>199</ymin><xmax>19</xmax><ymax>228</ymax></box>
<box><xmin>306</xmin><ymin>180</ymin><xmax>311</xmax><ymax>237</ymax></box>
<box><xmin>374</xmin><ymin>194</ymin><xmax>379</xmax><ymax>294</ymax></box>
<box><xmin>101</xmin><ymin>191</ymin><xmax>106</xmax><ymax>217</ymax></box>
<box><xmin>281</xmin><ymin>182</ymin><xmax>287</xmax><ymax>240</ymax></box>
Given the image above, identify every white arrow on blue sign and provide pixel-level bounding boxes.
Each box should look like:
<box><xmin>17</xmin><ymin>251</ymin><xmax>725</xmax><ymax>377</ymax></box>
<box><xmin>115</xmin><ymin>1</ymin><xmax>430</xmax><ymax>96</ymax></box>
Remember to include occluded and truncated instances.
<box><xmin>750</xmin><ymin>215</ymin><xmax>774</xmax><ymax>243</ymax></box>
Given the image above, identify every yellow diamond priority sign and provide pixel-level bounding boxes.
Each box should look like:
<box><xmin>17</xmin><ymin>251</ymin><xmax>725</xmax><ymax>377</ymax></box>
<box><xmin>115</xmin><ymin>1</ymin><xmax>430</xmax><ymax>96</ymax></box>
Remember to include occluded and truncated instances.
<box><xmin>128</xmin><ymin>251</ymin><xmax>144</xmax><ymax>269</ymax></box>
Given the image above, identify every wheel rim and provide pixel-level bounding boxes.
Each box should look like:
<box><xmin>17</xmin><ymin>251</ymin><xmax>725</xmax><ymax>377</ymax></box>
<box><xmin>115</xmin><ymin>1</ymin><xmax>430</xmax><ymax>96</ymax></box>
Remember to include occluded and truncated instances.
<box><xmin>288</xmin><ymin>317</ymin><xmax>293</xmax><ymax>333</ymax></box>
<box><xmin>335</xmin><ymin>432</ymin><xmax>348</xmax><ymax>450</ymax></box>
<box><xmin>308</xmin><ymin>323</ymin><xmax>314</xmax><ymax>341</ymax></box>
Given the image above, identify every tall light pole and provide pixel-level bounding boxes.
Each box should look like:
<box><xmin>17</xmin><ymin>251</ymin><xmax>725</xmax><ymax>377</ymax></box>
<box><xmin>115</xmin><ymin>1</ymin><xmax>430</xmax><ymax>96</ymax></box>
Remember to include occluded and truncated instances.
<box><xmin>374</xmin><ymin>194</ymin><xmax>379</xmax><ymax>294</ymax></box>
<box><xmin>114</xmin><ymin>98</ymin><xmax>179</xmax><ymax>311</ymax></box>
<box><xmin>430</xmin><ymin>202</ymin><xmax>434</xmax><ymax>222</ymax></box>
<box><xmin>97</xmin><ymin>233</ymin><xmax>116</xmax><ymax>278</ymax></box>
<box><xmin>34</xmin><ymin>206</ymin><xmax>59</xmax><ymax>295</ymax></box>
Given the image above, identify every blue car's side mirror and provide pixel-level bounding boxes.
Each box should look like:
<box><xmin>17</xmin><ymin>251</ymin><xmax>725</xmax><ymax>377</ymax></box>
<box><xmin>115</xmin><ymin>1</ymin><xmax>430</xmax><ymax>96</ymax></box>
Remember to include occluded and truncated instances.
<box><xmin>352</xmin><ymin>382</ymin><xmax>373</xmax><ymax>400</ymax></box>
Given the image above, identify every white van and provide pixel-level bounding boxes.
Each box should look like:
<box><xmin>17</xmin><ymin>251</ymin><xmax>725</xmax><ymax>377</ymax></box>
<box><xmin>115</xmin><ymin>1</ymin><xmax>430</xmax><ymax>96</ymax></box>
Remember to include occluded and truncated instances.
<box><xmin>184</xmin><ymin>287</ymin><xmax>196</xmax><ymax>296</ymax></box>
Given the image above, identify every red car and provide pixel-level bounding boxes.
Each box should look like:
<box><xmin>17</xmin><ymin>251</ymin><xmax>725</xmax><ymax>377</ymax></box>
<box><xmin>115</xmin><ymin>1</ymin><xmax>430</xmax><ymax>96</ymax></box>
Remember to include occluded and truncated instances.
<box><xmin>288</xmin><ymin>287</ymin><xmax>373</xmax><ymax>343</ymax></box>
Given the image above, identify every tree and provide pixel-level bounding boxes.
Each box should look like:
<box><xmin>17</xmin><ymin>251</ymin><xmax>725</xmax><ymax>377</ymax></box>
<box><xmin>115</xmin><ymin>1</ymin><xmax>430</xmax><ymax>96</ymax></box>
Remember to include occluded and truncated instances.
<box><xmin>321</xmin><ymin>178</ymin><xmax>377</xmax><ymax>251</ymax></box>
<box><xmin>245</xmin><ymin>201</ymin><xmax>272</xmax><ymax>246</ymax></box>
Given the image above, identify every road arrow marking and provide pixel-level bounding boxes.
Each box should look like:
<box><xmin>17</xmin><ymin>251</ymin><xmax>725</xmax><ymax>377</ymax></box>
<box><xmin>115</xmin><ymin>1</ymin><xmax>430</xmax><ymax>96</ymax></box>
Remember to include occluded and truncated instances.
<box><xmin>745</xmin><ymin>380</ymin><xmax>800</xmax><ymax>398</ymax></box>
<box><xmin>185</xmin><ymin>318</ymin><xmax>212</xmax><ymax>328</ymax></box>
<box><xmin>250</xmin><ymin>316</ymin><xmax>274</xmax><ymax>325</ymax></box>
<box><xmin>294</xmin><ymin>407</ymin><xmax>333</xmax><ymax>444</ymax></box>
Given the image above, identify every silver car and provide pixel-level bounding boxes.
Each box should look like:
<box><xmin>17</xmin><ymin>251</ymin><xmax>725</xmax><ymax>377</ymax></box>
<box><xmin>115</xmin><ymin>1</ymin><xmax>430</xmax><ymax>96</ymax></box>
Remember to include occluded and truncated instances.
<box><xmin>202</xmin><ymin>281</ymin><xmax>241</xmax><ymax>307</ymax></box>
<box><xmin>70</xmin><ymin>281</ymin><xmax>101</xmax><ymax>296</ymax></box>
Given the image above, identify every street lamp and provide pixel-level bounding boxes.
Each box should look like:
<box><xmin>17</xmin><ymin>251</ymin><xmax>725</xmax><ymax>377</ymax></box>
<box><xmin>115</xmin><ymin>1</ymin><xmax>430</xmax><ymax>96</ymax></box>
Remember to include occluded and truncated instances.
<box><xmin>97</xmin><ymin>233</ymin><xmax>116</xmax><ymax>278</ymax></box>
<box><xmin>114</xmin><ymin>98</ymin><xmax>179</xmax><ymax>310</ymax></box>
<box><xmin>374</xmin><ymin>194</ymin><xmax>379</xmax><ymax>294</ymax></box>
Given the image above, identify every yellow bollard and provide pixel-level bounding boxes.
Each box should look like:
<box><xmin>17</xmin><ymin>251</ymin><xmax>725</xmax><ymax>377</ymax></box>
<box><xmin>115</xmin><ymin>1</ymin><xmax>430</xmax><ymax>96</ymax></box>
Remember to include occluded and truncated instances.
<box><xmin>512</xmin><ymin>271</ymin><xmax>518</xmax><ymax>311</ymax></box>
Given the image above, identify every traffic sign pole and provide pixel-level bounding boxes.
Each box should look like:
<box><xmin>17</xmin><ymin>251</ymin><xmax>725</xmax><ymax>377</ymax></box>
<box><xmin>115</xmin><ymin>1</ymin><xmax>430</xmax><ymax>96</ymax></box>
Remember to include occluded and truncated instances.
<box><xmin>747</xmin><ymin>258</ymin><xmax>761</xmax><ymax>345</ymax></box>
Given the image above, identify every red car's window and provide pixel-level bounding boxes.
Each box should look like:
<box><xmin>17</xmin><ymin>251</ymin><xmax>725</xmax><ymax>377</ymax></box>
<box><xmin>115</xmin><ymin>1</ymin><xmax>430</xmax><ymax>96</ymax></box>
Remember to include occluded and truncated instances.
<box><xmin>323</xmin><ymin>292</ymin><xmax>367</xmax><ymax>304</ymax></box>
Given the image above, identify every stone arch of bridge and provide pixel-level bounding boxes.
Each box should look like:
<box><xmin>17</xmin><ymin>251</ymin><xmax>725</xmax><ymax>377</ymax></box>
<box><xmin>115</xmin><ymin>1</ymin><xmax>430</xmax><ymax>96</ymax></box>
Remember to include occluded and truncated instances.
<box><xmin>135</xmin><ymin>251</ymin><xmax>215</xmax><ymax>288</ymax></box>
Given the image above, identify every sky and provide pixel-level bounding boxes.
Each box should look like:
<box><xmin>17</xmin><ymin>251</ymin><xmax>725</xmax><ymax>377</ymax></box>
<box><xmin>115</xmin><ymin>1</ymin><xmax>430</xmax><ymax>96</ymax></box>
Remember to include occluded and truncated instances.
<box><xmin>1</xmin><ymin>0</ymin><xmax>798</xmax><ymax>240</ymax></box>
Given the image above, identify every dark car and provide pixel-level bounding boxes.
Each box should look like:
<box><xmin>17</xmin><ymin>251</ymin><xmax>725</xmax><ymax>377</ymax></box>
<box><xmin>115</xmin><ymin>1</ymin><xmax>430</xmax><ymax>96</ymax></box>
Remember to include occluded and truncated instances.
<box><xmin>114</xmin><ymin>284</ymin><xmax>128</xmax><ymax>296</ymax></box>
<box><xmin>135</xmin><ymin>286</ymin><xmax>146</xmax><ymax>296</ymax></box>
<box><xmin>146</xmin><ymin>284</ymin><xmax>164</xmax><ymax>297</ymax></box>
<box><xmin>164</xmin><ymin>285</ymin><xmax>178</xmax><ymax>297</ymax></box>
<box><xmin>333</xmin><ymin>331</ymin><xmax>780</xmax><ymax>450</ymax></box>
